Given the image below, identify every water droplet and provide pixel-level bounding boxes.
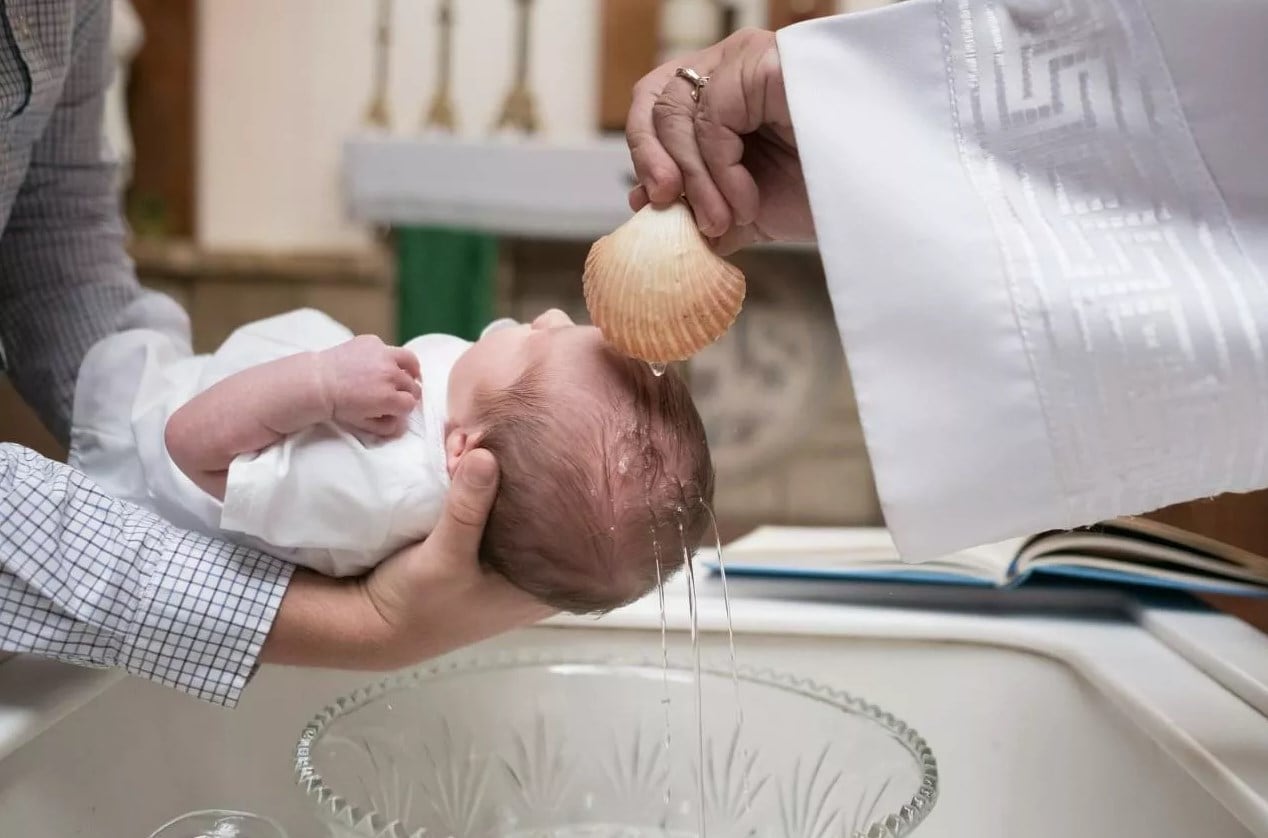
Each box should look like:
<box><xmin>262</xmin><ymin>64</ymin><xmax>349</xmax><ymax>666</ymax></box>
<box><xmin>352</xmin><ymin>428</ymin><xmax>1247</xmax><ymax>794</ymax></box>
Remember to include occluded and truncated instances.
<box><xmin>649</xmin><ymin>361</ymin><xmax>668</xmax><ymax>377</ymax></box>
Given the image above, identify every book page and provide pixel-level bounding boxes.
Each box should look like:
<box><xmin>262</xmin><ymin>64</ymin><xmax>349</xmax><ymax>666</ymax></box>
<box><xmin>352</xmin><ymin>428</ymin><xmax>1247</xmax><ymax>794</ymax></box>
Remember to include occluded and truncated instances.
<box><xmin>1107</xmin><ymin>517</ymin><xmax>1268</xmax><ymax>575</ymax></box>
<box><xmin>1022</xmin><ymin>553</ymin><xmax>1268</xmax><ymax>595</ymax></box>
<box><xmin>1016</xmin><ymin>534</ymin><xmax>1268</xmax><ymax>587</ymax></box>
<box><xmin>1017</xmin><ymin>518</ymin><xmax>1268</xmax><ymax>583</ymax></box>
<box><xmin>717</xmin><ymin>526</ymin><xmax>1020</xmax><ymax>585</ymax></box>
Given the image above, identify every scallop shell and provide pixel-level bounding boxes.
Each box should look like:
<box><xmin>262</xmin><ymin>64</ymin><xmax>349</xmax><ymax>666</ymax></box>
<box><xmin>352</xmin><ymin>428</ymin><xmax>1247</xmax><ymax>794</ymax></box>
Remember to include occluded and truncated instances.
<box><xmin>583</xmin><ymin>200</ymin><xmax>746</xmax><ymax>364</ymax></box>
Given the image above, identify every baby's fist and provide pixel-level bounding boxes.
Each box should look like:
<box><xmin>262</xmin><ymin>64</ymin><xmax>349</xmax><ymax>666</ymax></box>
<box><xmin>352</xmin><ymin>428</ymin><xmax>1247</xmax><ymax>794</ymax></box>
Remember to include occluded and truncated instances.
<box><xmin>319</xmin><ymin>335</ymin><xmax>422</xmax><ymax>437</ymax></box>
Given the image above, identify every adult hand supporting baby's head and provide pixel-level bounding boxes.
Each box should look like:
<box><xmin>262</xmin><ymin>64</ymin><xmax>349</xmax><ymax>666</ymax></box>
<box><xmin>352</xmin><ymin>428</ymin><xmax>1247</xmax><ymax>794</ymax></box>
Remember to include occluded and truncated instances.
<box><xmin>360</xmin><ymin>449</ymin><xmax>556</xmax><ymax>666</ymax></box>
<box><xmin>261</xmin><ymin>450</ymin><xmax>554</xmax><ymax>672</ymax></box>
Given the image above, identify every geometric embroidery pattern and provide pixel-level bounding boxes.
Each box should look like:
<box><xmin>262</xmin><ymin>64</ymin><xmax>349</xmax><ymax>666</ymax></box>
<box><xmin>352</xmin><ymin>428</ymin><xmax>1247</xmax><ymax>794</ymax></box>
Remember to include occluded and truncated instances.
<box><xmin>938</xmin><ymin>0</ymin><xmax>1268</xmax><ymax>522</ymax></box>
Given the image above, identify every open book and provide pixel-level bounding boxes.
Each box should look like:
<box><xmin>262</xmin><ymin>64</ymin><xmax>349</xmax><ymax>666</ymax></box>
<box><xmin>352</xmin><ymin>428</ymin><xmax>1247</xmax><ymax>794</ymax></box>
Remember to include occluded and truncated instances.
<box><xmin>708</xmin><ymin>518</ymin><xmax>1268</xmax><ymax>597</ymax></box>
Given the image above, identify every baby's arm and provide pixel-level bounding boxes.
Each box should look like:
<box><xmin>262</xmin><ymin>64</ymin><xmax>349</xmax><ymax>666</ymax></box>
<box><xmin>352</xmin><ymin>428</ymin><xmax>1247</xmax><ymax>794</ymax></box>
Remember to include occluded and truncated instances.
<box><xmin>165</xmin><ymin>335</ymin><xmax>422</xmax><ymax>500</ymax></box>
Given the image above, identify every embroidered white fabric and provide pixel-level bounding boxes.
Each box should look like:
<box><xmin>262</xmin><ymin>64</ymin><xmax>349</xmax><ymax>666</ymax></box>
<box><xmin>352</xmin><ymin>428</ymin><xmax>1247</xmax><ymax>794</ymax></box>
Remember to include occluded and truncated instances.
<box><xmin>938</xmin><ymin>0</ymin><xmax>1268</xmax><ymax>524</ymax></box>
<box><xmin>779</xmin><ymin>0</ymin><xmax>1268</xmax><ymax>558</ymax></box>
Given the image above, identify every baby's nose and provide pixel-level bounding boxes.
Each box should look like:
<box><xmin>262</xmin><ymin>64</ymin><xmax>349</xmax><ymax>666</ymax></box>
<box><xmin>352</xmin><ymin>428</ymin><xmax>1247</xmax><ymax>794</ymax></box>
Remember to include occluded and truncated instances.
<box><xmin>532</xmin><ymin>309</ymin><xmax>574</xmax><ymax>329</ymax></box>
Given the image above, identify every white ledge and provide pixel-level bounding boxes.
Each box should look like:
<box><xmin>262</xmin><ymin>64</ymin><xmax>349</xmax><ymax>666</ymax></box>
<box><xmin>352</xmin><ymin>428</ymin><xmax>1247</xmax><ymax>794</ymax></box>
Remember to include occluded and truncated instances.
<box><xmin>341</xmin><ymin>133</ymin><xmax>816</xmax><ymax>251</ymax></box>
<box><xmin>342</xmin><ymin>133</ymin><xmax>636</xmax><ymax>240</ymax></box>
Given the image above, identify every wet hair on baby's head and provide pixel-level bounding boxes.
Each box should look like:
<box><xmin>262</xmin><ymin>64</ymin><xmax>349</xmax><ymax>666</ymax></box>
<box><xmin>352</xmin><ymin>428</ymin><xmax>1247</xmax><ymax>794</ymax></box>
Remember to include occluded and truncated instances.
<box><xmin>475</xmin><ymin>347</ymin><xmax>714</xmax><ymax>615</ymax></box>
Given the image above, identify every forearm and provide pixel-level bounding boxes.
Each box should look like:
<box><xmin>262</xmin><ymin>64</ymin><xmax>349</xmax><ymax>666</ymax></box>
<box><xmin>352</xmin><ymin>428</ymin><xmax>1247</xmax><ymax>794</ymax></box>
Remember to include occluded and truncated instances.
<box><xmin>260</xmin><ymin>570</ymin><xmax>402</xmax><ymax>670</ymax></box>
<box><xmin>0</xmin><ymin>444</ymin><xmax>293</xmax><ymax>707</ymax></box>
<box><xmin>166</xmin><ymin>352</ymin><xmax>332</xmax><ymax>500</ymax></box>
<box><xmin>262</xmin><ymin>563</ymin><xmax>545</xmax><ymax>673</ymax></box>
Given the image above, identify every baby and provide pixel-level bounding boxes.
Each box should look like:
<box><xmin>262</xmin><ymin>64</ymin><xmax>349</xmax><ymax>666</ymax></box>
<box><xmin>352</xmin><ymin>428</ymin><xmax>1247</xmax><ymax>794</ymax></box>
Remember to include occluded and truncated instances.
<box><xmin>70</xmin><ymin>305</ymin><xmax>715</xmax><ymax>614</ymax></box>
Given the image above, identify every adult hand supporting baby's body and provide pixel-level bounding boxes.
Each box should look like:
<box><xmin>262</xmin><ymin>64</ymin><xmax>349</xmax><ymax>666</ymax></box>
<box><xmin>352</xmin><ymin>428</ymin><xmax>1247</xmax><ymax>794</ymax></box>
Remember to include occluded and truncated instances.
<box><xmin>261</xmin><ymin>449</ymin><xmax>554</xmax><ymax>670</ymax></box>
<box><xmin>626</xmin><ymin>28</ymin><xmax>814</xmax><ymax>255</ymax></box>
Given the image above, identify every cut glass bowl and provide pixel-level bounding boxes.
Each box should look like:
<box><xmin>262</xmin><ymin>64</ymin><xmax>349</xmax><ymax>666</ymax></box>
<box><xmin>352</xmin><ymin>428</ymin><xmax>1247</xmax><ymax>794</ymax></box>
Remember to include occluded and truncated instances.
<box><xmin>294</xmin><ymin>652</ymin><xmax>938</xmax><ymax>838</ymax></box>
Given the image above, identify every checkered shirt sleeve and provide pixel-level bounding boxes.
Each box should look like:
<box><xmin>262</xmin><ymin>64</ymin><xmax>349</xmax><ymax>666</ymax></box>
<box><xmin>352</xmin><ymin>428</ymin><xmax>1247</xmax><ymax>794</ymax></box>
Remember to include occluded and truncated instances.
<box><xmin>0</xmin><ymin>444</ymin><xmax>295</xmax><ymax>706</ymax></box>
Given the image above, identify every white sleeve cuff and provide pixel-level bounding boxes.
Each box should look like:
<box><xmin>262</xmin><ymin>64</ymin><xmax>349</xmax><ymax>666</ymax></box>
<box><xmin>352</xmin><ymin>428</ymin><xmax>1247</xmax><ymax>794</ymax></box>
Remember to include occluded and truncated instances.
<box><xmin>220</xmin><ymin>450</ymin><xmax>275</xmax><ymax>541</ymax></box>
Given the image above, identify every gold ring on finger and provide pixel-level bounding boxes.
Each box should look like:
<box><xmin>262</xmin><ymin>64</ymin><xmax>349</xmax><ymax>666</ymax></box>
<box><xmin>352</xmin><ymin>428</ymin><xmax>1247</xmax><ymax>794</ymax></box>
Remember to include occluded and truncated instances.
<box><xmin>674</xmin><ymin>67</ymin><xmax>711</xmax><ymax>103</ymax></box>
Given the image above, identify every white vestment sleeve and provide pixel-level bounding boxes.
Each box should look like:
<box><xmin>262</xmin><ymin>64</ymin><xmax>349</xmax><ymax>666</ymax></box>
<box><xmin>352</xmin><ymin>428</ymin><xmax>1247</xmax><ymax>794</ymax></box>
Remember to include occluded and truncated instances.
<box><xmin>777</xmin><ymin>0</ymin><xmax>1268</xmax><ymax>560</ymax></box>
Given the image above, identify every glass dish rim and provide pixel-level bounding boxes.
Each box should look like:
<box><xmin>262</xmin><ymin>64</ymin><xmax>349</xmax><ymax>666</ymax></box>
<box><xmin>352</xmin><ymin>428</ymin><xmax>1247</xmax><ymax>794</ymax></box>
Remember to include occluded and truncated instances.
<box><xmin>147</xmin><ymin>808</ymin><xmax>289</xmax><ymax>837</ymax></box>
<box><xmin>293</xmin><ymin>649</ymin><xmax>940</xmax><ymax>838</ymax></box>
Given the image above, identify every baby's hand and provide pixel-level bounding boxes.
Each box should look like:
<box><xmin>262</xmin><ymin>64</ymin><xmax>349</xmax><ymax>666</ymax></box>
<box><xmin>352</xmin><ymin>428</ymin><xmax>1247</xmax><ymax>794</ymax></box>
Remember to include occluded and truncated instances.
<box><xmin>319</xmin><ymin>335</ymin><xmax>422</xmax><ymax>437</ymax></box>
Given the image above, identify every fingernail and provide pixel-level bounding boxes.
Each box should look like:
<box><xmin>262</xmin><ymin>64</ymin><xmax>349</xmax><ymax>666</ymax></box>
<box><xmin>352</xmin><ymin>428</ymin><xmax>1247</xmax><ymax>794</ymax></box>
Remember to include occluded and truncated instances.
<box><xmin>464</xmin><ymin>450</ymin><xmax>498</xmax><ymax>488</ymax></box>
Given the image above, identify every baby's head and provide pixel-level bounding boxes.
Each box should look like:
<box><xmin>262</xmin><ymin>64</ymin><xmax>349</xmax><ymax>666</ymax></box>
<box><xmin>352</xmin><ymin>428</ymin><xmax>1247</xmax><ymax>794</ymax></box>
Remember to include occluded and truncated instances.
<box><xmin>445</xmin><ymin>310</ymin><xmax>715</xmax><ymax>614</ymax></box>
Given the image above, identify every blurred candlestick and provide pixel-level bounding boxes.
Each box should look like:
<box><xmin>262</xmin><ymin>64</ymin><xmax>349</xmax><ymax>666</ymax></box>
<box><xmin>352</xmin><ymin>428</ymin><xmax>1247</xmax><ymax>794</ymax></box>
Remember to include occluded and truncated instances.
<box><xmin>364</xmin><ymin>0</ymin><xmax>392</xmax><ymax>129</ymax></box>
<box><xmin>493</xmin><ymin>0</ymin><xmax>540</xmax><ymax>135</ymax></box>
<box><xmin>423</xmin><ymin>0</ymin><xmax>457</xmax><ymax>132</ymax></box>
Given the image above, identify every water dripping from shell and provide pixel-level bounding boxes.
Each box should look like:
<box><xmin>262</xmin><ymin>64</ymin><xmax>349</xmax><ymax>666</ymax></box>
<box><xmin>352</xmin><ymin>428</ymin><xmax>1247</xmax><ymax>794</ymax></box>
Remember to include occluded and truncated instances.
<box><xmin>679</xmin><ymin>517</ymin><xmax>706</xmax><ymax>838</ymax></box>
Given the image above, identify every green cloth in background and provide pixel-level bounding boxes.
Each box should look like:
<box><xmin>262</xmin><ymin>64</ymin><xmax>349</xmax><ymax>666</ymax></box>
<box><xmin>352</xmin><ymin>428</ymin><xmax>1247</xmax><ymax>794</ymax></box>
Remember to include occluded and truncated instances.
<box><xmin>395</xmin><ymin>227</ymin><xmax>499</xmax><ymax>342</ymax></box>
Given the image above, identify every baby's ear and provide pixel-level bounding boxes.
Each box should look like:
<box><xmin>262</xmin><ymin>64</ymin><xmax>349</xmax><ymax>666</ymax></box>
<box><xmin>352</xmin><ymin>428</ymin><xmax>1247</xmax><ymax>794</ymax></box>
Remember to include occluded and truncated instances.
<box><xmin>443</xmin><ymin>426</ymin><xmax>487</xmax><ymax>478</ymax></box>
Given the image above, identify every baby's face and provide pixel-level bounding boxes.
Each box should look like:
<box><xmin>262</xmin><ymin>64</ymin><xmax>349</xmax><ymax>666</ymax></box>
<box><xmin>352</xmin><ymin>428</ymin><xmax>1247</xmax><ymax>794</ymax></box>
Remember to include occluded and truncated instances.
<box><xmin>445</xmin><ymin>309</ymin><xmax>607</xmax><ymax>470</ymax></box>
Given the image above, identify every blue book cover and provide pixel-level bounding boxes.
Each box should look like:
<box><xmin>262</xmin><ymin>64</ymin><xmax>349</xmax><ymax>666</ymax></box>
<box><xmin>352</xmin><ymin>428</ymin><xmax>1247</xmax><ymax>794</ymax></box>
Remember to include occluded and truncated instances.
<box><xmin>704</xmin><ymin>520</ymin><xmax>1268</xmax><ymax>598</ymax></box>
